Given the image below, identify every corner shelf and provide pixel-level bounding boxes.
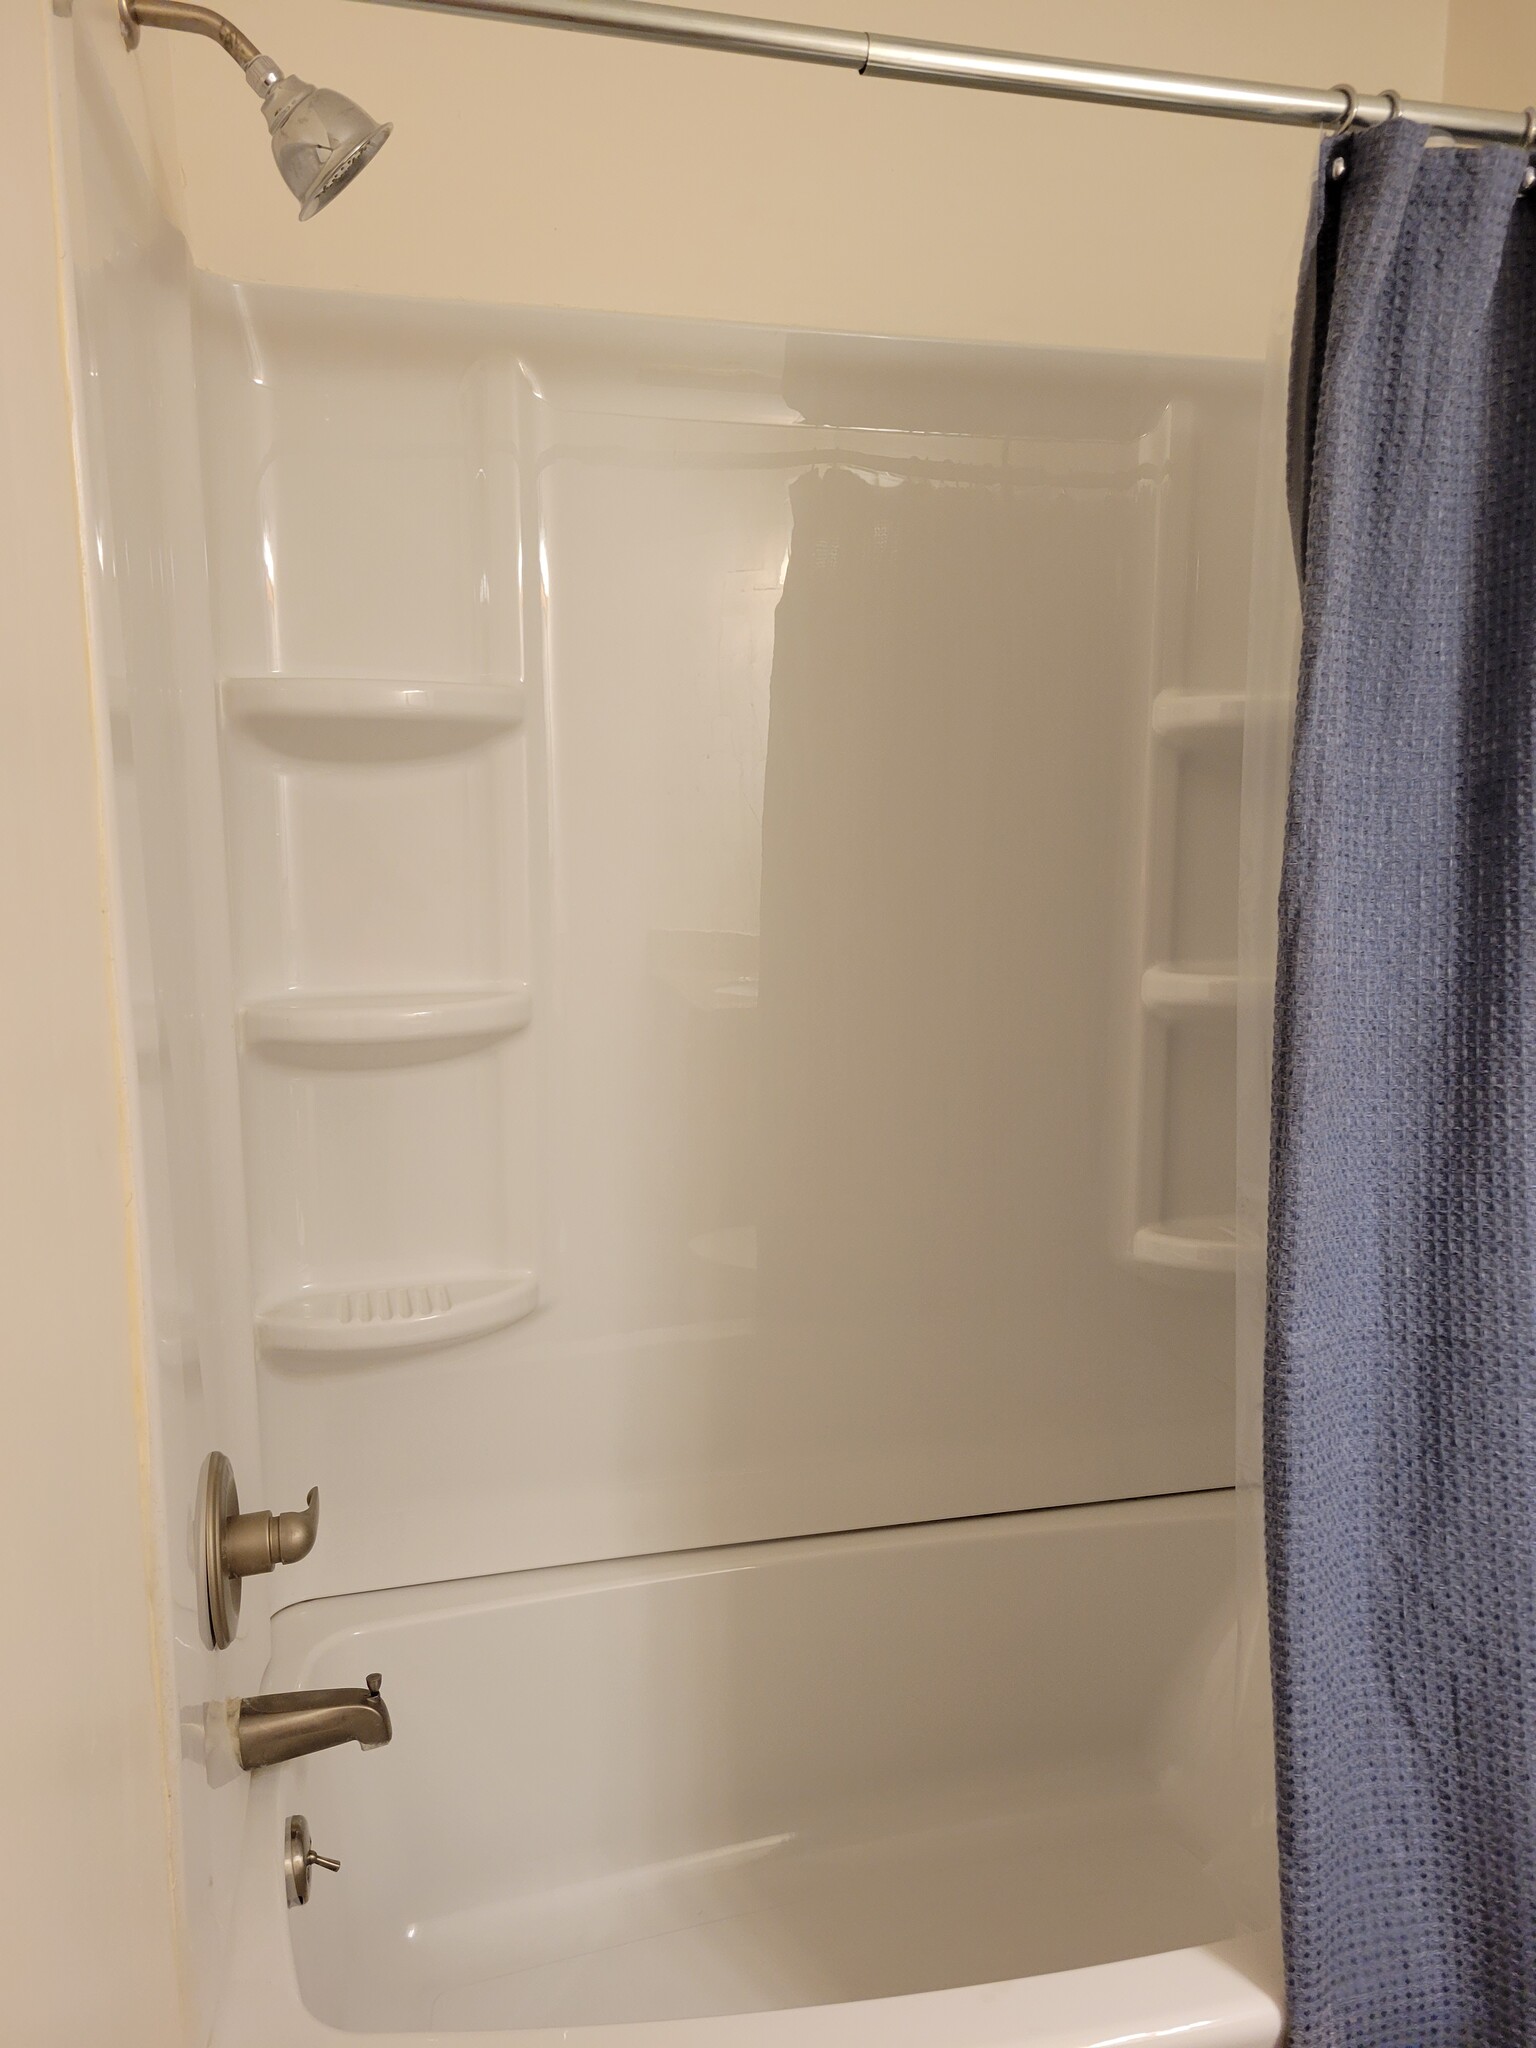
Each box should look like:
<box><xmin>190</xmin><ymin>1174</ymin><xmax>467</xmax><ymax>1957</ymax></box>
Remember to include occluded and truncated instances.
<box><xmin>1149</xmin><ymin>691</ymin><xmax>1245</xmax><ymax>743</ymax></box>
<box><xmin>242</xmin><ymin>985</ymin><xmax>531</xmax><ymax>1053</ymax></box>
<box><xmin>688</xmin><ymin>1224</ymin><xmax>758</xmax><ymax>1272</ymax></box>
<box><xmin>257</xmin><ymin>1271</ymin><xmax>538</xmax><ymax>1356</ymax></box>
<box><xmin>656</xmin><ymin>967</ymin><xmax>759</xmax><ymax>1012</ymax></box>
<box><xmin>1132</xmin><ymin>1216</ymin><xmax>1237</xmax><ymax>1276</ymax></box>
<box><xmin>1140</xmin><ymin>963</ymin><xmax>1239</xmax><ymax>1017</ymax></box>
<box><xmin>222</xmin><ymin>677</ymin><xmax>524</xmax><ymax>756</ymax></box>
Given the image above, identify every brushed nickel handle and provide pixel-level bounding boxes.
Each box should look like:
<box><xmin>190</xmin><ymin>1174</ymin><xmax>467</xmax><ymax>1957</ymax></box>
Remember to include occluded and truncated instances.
<box><xmin>223</xmin><ymin>1486</ymin><xmax>320</xmax><ymax>1577</ymax></box>
<box><xmin>198</xmin><ymin>1452</ymin><xmax>321</xmax><ymax>1650</ymax></box>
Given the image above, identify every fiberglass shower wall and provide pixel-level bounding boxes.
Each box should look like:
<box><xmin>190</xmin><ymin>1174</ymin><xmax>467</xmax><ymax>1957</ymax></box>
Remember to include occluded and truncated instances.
<box><xmin>185</xmin><ymin>282</ymin><xmax>1260</xmax><ymax>1599</ymax></box>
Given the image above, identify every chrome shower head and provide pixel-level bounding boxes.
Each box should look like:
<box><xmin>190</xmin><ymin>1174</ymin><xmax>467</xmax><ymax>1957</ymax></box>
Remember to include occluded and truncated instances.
<box><xmin>121</xmin><ymin>1</ymin><xmax>391</xmax><ymax>224</ymax></box>
<box><xmin>244</xmin><ymin>57</ymin><xmax>393</xmax><ymax>221</ymax></box>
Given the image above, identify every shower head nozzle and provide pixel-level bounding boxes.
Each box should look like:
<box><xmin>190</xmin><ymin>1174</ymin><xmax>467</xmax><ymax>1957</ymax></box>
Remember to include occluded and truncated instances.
<box><xmin>245</xmin><ymin>58</ymin><xmax>393</xmax><ymax>222</ymax></box>
<box><xmin>120</xmin><ymin>2</ymin><xmax>391</xmax><ymax>224</ymax></box>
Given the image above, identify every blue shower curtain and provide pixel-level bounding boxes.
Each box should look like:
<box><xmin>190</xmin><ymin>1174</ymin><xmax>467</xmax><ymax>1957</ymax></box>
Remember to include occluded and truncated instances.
<box><xmin>1268</xmin><ymin>119</ymin><xmax>1536</xmax><ymax>2044</ymax></box>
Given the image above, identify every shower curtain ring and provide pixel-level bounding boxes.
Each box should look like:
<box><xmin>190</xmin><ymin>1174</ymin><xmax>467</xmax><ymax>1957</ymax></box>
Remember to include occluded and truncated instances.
<box><xmin>1329</xmin><ymin>85</ymin><xmax>1359</xmax><ymax>181</ymax></box>
<box><xmin>1381</xmin><ymin>88</ymin><xmax>1403</xmax><ymax>121</ymax></box>
<box><xmin>1522</xmin><ymin>105</ymin><xmax>1536</xmax><ymax>149</ymax></box>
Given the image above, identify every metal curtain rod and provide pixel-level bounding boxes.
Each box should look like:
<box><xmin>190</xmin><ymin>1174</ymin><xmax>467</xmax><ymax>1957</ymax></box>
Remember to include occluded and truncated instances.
<box><xmin>349</xmin><ymin>0</ymin><xmax>1536</xmax><ymax>146</ymax></box>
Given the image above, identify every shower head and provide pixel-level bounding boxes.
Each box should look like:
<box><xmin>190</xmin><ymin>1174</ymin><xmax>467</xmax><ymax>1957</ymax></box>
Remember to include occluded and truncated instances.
<box><xmin>120</xmin><ymin>0</ymin><xmax>391</xmax><ymax>223</ymax></box>
<box><xmin>246</xmin><ymin>59</ymin><xmax>393</xmax><ymax>221</ymax></box>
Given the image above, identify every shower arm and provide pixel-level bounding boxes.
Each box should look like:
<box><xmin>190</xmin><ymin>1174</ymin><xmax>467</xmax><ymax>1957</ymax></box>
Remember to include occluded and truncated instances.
<box><xmin>118</xmin><ymin>0</ymin><xmax>262</xmax><ymax>69</ymax></box>
<box><xmin>343</xmin><ymin>0</ymin><xmax>1536</xmax><ymax>148</ymax></box>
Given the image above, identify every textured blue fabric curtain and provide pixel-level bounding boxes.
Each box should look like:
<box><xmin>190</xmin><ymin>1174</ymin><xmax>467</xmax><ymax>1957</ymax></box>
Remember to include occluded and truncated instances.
<box><xmin>1268</xmin><ymin>119</ymin><xmax>1536</xmax><ymax>2044</ymax></box>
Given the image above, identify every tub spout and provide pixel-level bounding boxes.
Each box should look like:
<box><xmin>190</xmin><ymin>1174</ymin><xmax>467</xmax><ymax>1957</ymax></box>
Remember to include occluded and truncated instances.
<box><xmin>234</xmin><ymin>1672</ymin><xmax>392</xmax><ymax>1771</ymax></box>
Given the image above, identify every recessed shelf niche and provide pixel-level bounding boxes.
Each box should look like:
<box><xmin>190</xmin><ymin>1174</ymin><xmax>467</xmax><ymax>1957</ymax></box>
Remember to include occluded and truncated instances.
<box><xmin>222</xmin><ymin>659</ymin><xmax>536</xmax><ymax>1366</ymax></box>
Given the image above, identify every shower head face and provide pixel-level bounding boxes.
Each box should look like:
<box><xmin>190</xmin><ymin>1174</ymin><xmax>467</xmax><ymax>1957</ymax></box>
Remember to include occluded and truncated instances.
<box><xmin>251</xmin><ymin>65</ymin><xmax>391</xmax><ymax>221</ymax></box>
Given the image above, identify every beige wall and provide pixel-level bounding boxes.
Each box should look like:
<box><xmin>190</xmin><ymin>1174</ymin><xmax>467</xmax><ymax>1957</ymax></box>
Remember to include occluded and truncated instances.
<box><xmin>149</xmin><ymin>0</ymin><xmax>1451</xmax><ymax>360</ymax></box>
<box><xmin>1445</xmin><ymin>0</ymin><xmax>1536</xmax><ymax>105</ymax></box>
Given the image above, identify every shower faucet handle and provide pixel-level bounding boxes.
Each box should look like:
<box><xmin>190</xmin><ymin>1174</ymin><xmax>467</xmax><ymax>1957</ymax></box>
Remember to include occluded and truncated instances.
<box><xmin>198</xmin><ymin>1452</ymin><xmax>321</xmax><ymax>1650</ymax></box>
<box><xmin>223</xmin><ymin>1483</ymin><xmax>321</xmax><ymax>1578</ymax></box>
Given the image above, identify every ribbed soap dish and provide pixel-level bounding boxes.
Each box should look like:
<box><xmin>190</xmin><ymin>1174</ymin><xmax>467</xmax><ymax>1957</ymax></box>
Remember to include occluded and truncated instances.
<box><xmin>257</xmin><ymin>1272</ymin><xmax>537</xmax><ymax>1356</ymax></box>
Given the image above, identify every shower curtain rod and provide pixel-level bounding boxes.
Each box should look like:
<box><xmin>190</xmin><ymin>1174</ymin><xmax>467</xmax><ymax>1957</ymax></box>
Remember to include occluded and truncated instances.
<box><xmin>349</xmin><ymin>0</ymin><xmax>1536</xmax><ymax>146</ymax></box>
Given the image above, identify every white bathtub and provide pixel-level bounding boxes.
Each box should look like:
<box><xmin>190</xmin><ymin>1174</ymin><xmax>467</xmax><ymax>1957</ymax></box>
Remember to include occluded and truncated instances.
<box><xmin>213</xmin><ymin>1494</ymin><xmax>1281</xmax><ymax>2047</ymax></box>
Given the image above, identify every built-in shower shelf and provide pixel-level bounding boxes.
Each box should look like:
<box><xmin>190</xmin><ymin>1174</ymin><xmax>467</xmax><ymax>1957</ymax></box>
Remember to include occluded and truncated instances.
<box><xmin>1140</xmin><ymin>964</ymin><xmax>1240</xmax><ymax>1017</ymax></box>
<box><xmin>688</xmin><ymin>1224</ymin><xmax>759</xmax><ymax>1272</ymax></box>
<box><xmin>1149</xmin><ymin>691</ymin><xmax>1245</xmax><ymax>743</ymax></box>
<box><xmin>257</xmin><ymin>1271</ymin><xmax>538</xmax><ymax>1355</ymax></box>
<box><xmin>222</xmin><ymin>677</ymin><xmax>524</xmax><ymax>754</ymax></box>
<box><xmin>657</xmin><ymin>967</ymin><xmax>760</xmax><ymax>1012</ymax></box>
<box><xmin>242</xmin><ymin>985</ymin><xmax>532</xmax><ymax>1052</ymax></box>
<box><xmin>1132</xmin><ymin>1216</ymin><xmax>1237</xmax><ymax>1276</ymax></box>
